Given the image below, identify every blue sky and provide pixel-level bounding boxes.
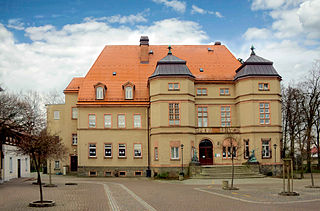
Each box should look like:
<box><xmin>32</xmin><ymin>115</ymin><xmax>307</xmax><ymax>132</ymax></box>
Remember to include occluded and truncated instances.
<box><xmin>0</xmin><ymin>0</ymin><xmax>320</xmax><ymax>93</ymax></box>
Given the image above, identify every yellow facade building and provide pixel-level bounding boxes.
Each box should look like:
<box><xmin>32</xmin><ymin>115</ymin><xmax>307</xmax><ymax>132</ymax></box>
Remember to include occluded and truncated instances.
<box><xmin>47</xmin><ymin>36</ymin><xmax>282</xmax><ymax>177</ymax></box>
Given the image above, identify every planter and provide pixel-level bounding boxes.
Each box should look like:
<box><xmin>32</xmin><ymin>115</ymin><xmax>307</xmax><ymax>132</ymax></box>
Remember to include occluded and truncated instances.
<box><xmin>65</xmin><ymin>182</ymin><xmax>78</xmax><ymax>185</ymax></box>
<box><xmin>44</xmin><ymin>184</ymin><xmax>57</xmax><ymax>187</ymax></box>
<box><xmin>29</xmin><ymin>200</ymin><xmax>55</xmax><ymax>207</ymax></box>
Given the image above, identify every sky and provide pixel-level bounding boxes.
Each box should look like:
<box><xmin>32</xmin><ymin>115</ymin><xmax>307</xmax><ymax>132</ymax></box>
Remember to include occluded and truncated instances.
<box><xmin>0</xmin><ymin>0</ymin><xmax>320</xmax><ymax>94</ymax></box>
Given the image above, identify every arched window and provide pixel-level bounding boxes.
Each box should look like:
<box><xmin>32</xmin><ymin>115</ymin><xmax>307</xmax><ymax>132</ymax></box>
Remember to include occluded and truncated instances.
<box><xmin>96</xmin><ymin>86</ymin><xmax>104</xmax><ymax>99</ymax></box>
<box><xmin>125</xmin><ymin>86</ymin><xmax>133</xmax><ymax>99</ymax></box>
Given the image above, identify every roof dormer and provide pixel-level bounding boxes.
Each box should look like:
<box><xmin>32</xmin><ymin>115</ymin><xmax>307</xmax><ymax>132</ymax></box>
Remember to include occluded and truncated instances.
<box><xmin>122</xmin><ymin>81</ymin><xmax>135</xmax><ymax>100</ymax></box>
<box><xmin>94</xmin><ymin>82</ymin><xmax>107</xmax><ymax>100</ymax></box>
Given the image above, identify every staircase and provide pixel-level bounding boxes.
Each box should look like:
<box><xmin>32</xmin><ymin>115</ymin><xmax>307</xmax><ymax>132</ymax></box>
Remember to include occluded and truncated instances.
<box><xmin>192</xmin><ymin>165</ymin><xmax>265</xmax><ymax>179</ymax></box>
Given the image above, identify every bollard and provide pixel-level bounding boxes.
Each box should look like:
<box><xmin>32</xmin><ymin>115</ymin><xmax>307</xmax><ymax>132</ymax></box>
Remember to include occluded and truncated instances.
<box><xmin>222</xmin><ymin>180</ymin><xmax>229</xmax><ymax>189</ymax></box>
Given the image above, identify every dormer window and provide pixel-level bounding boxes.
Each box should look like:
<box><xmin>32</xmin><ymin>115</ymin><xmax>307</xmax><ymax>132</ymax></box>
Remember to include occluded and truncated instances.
<box><xmin>94</xmin><ymin>82</ymin><xmax>107</xmax><ymax>100</ymax></box>
<box><xmin>96</xmin><ymin>87</ymin><xmax>103</xmax><ymax>99</ymax></box>
<box><xmin>125</xmin><ymin>86</ymin><xmax>133</xmax><ymax>99</ymax></box>
<box><xmin>122</xmin><ymin>81</ymin><xmax>135</xmax><ymax>100</ymax></box>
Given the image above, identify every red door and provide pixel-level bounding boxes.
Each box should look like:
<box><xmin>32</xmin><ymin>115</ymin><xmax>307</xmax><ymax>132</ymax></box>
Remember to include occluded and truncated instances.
<box><xmin>199</xmin><ymin>140</ymin><xmax>213</xmax><ymax>165</ymax></box>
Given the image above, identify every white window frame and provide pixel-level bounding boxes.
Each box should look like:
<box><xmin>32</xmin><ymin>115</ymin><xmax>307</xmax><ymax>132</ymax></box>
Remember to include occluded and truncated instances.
<box><xmin>104</xmin><ymin>144</ymin><xmax>112</xmax><ymax>158</ymax></box>
<box><xmin>125</xmin><ymin>86</ymin><xmax>133</xmax><ymax>99</ymax></box>
<box><xmin>89</xmin><ymin>144</ymin><xmax>97</xmax><ymax>157</ymax></box>
<box><xmin>54</xmin><ymin>161</ymin><xmax>60</xmax><ymax>169</ymax></box>
<box><xmin>262</xmin><ymin>140</ymin><xmax>271</xmax><ymax>158</ymax></box>
<box><xmin>89</xmin><ymin>114</ymin><xmax>96</xmax><ymax>128</ymax></box>
<box><xmin>9</xmin><ymin>157</ymin><xmax>13</xmax><ymax>173</ymax></box>
<box><xmin>154</xmin><ymin>147</ymin><xmax>159</xmax><ymax>160</ymax></box>
<box><xmin>72</xmin><ymin>134</ymin><xmax>77</xmax><ymax>145</ymax></box>
<box><xmin>118</xmin><ymin>144</ymin><xmax>126</xmax><ymax>158</ymax></box>
<box><xmin>96</xmin><ymin>86</ymin><xmax>104</xmax><ymax>99</ymax></box>
<box><xmin>197</xmin><ymin>106</ymin><xmax>208</xmax><ymax>127</ymax></box>
<box><xmin>25</xmin><ymin>158</ymin><xmax>28</xmax><ymax>172</ymax></box>
<box><xmin>54</xmin><ymin>111</ymin><xmax>60</xmax><ymax>120</ymax></box>
<box><xmin>104</xmin><ymin>114</ymin><xmax>112</xmax><ymax>128</ymax></box>
<box><xmin>134</xmin><ymin>114</ymin><xmax>141</xmax><ymax>128</ymax></box>
<box><xmin>134</xmin><ymin>144</ymin><xmax>142</xmax><ymax>158</ymax></box>
<box><xmin>221</xmin><ymin>106</ymin><xmax>231</xmax><ymax>127</ymax></box>
<box><xmin>169</xmin><ymin>103</ymin><xmax>180</xmax><ymax>125</ymax></box>
<box><xmin>171</xmin><ymin>147</ymin><xmax>179</xmax><ymax>159</ymax></box>
<box><xmin>72</xmin><ymin>107</ymin><xmax>78</xmax><ymax>119</ymax></box>
<box><xmin>118</xmin><ymin>114</ymin><xmax>125</xmax><ymax>128</ymax></box>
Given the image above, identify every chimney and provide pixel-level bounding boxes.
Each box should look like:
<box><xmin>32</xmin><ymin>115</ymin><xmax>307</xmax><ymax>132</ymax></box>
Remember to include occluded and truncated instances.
<box><xmin>140</xmin><ymin>36</ymin><xmax>149</xmax><ymax>64</ymax></box>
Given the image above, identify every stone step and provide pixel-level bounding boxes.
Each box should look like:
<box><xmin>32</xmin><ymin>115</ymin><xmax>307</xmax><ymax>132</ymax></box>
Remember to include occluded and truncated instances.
<box><xmin>191</xmin><ymin>174</ymin><xmax>265</xmax><ymax>179</ymax></box>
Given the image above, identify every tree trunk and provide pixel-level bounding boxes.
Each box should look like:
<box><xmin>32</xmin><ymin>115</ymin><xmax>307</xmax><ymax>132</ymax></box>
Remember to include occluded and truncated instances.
<box><xmin>307</xmin><ymin>129</ymin><xmax>312</xmax><ymax>172</ymax></box>
<box><xmin>300</xmin><ymin>154</ymin><xmax>304</xmax><ymax>179</ymax></box>
<box><xmin>33</xmin><ymin>154</ymin><xmax>43</xmax><ymax>202</ymax></box>
<box><xmin>231</xmin><ymin>157</ymin><xmax>234</xmax><ymax>189</ymax></box>
<box><xmin>310</xmin><ymin>165</ymin><xmax>314</xmax><ymax>187</ymax></box>
<box><xmin>49</xmin><ymin>160</ymin><xmax>52</xmax><ymax>185</ymax></box>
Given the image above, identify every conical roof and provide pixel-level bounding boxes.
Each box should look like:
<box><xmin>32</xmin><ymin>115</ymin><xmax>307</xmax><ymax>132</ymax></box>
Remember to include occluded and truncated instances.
<box><xmin>149</xmin><ymin>46</ymin><xmax>194</xmax><ymax>79</ymax></box>
<box><xmin>234</xmin><ymin>48</ymin><xmax>281</xmax><ymax>80</ymax></box>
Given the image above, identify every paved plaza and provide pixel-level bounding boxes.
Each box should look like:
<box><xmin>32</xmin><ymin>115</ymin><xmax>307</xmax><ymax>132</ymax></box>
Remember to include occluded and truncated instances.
<box><xmin>1</xmin><ymin>174</ymin><xmax>320</xmax><ymax>211</ymax></box>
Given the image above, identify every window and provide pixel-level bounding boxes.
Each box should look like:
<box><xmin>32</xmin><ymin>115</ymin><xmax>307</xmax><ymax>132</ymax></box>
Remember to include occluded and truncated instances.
<box><xmin>259</xmin><ymin>83</ymin><xmax>269</xmax><ymax>91</ymax></box>
<box><xmin>259</xmin><ymin>103</ymin><xmax>270</xmax><ymax>124</ymax></box>
<box><xmin>54</xmin><ymin>111</ymin><xmax>60</xmax><ymax>120</ymax></box>
<box><xmin>89</xmin><ymin>144</ymin><xmax>96</xmax><ymax>157</ymax></box>
<box><xmin>169</xmin><ymin>103</ymin><xmax>180</xmax><ymax>125</ymax></box>
<box><xmin>134</xmin><ymin>114</ymin><xmax>141</xmax><ymax>128</ymax></box>
<box><xmin>168</xmin><ymin>83</ymin><xmax>179</xmax><ymax>91</ymax></box>
<box><xmin>222</xmin><ymin>146</ymin><xmax>237</xmax><ymax>158</ymax></box>
<box><xmin>89</xmin><ymin>171</ymin><xmax>97</xmax><ymax>176</ymax></box>
<box><xmin>134</xmin><ymin>144</ymin><xmax>142</xmax><ymax>158</ymax></box>
<box><xmin>104</xmin><ymin>144</ymin><xmax>112</xmax><ymax>158</ymax></box>
<box><xmin>196</xmin><ymin>88</ymin><xmax>207</xmax><ymax>96</ymax></box>
<box><xmin>54</xmin><ymin>161</ymin><xmax>60</xmax><ymax>169</ymax></box>
<box><xmin>96</xmin><ymin>86</ymin><xmax>104</xmax><ymax>99</ymax></box>
<box><xmin>9</xmin><ymin>157</ymin><xmax>13</xmax><ymax>173</ymax></box>
<box><xmin>244</xmin><ymin>140</ymin><xmax>249</xmax><ymax>159</ymax></box>
<box><xmin>154</xmin><ymin>147</ymin><xmax>159</xmax><ymax>160</ymax></box>
<box><xmin>25</xmin><ymin>158</ymin><xmax>28</xmax><ymax>172</ymax></box>
<box><xmin>125</xmin><ymin>86</ymin><xmax>133</xmax><ymax>99</ymax></box>
<box><xmin>72</xmin><ymin>107</ymin><xmax>78</xmax><ymax>119</ymax></box>
<box><xmin>262</xmin><ymin>140</ymin><xmax>271</xmax><ymax>158</ymax></box>
<box><xmin>118</xmin><ymin>144</ymin><xmax>126</xmax><ymax>158</ymax></box>
<box><xmin>104</xmin><ymin>114</ymin><xmax>112</xmax><ymax>128</ymax></box>
<box><xmin>197</xmin><ymin>106</ymin><xmax>208</xmax><ymax>127</ymax></box>
<box><xmin>220</xmin><ymin>88</ymin><xmax>230</xmax><ymax>96</ymax></box>
<box><xmin>119</xmin><ymin>171</ymin><xmax>126</xmax><ymax>176</ymax></box>
<box><xmin>221</xmin><ymin>106</ymin><xmax>231</xmax><ymax>127</ymax></box>
<box><xmin>88</xmin><ymin>114</ymin><xmax>96</xmax><ymax>128</ymax></box>
<box><xmin>135</xmin><ymin>171</ymin><xmax>142</xmax><ymax>176</ymax></box>
<box><xmin>118</xmin><ymin>114</ymin><xmax>125</xmax><ymax>128</ymax></box>
<box><xmin>105</xmin><ymin>171</ymin><xmax>112</xmax><ymax>177</ymax></box>
<box><xmin>171</xmin><ymin>147</ymin><xmax>179</xmax><ymax>159</ymax></box>
<box><xmin>72</xmin><ymin>134</ymin><xmax>77</xmax><ymax>145</ymax></box>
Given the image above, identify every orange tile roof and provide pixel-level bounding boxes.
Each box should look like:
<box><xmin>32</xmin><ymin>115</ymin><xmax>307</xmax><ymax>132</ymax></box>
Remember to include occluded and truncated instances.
<box><xmin>70</xmin><ymin>45</ymin><xmax>240</xmax><ymax>103</ymax></box>
<box><xmin>64</xmin><ymin>77</ymin><xmax>84</xmax><ymax>93</ymax></box>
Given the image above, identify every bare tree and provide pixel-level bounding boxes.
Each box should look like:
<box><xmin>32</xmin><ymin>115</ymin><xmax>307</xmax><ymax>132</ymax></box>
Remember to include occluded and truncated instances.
<box><xmin>224</xmin><ymin>127</ymin><xmax>241</xmax><ymax>190</ymax></box>
<box><xmin>16</xmin><ymin>130</ymin><xmax>66</xmax><ymax>203</ymax></box>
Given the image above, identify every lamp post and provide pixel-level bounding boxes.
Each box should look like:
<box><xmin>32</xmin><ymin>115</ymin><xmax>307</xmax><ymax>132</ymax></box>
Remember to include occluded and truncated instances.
<box><xmin>181</xmin><ymin>144</ymin><xmax>184</xmax><ymax>176</ymax></box>
<box><xmin>274</xmin><ymin>144</ymin><xmax>277</xmax><ymax>176</ymax></box>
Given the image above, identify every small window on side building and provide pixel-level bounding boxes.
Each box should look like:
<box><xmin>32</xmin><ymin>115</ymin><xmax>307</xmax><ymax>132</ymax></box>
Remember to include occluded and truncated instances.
<box><xmin>54</xmin><ymin>111</ymin><xmax>60</xmax><ymax>120</ymax></box>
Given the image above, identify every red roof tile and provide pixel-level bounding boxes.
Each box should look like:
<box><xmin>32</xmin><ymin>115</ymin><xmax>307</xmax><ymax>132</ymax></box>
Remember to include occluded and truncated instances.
<box><xmin>70</xmin><ymin>45</ymin><xmax>240</xmax><ymax>102</ymax></box>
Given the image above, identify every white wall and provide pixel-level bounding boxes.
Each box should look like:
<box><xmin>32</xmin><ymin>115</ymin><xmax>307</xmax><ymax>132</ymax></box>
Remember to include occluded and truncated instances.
<box><xmin>1</xmin><ymin>144</ymin><xmax>30</xmax><ymax>182</ymax></box>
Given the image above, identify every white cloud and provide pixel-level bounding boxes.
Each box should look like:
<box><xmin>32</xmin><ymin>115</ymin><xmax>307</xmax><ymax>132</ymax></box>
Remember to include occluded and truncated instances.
<box><xmin>0</xmin><ymin>18</ymin><xmax>208</xmax><ymax>93</ymax></box>
<box><xmin>152</xmin><ymin>0</ymin><xmax>186</xmax><ymax>13</ymax></box>
<box><xmin>243</xmin><ymin>27</ymin><xmax>272</xmax><ymax>40</ymax></box>
<box><xmin>84</xmin><ymin>10</ymin><xmax>149</xmax><ymax>25</ymax></box>
<box><xmin>7</xmin><ymin>18</ymin><xmax>25</xmax><ymax>30</ymax></box>
<box><xmin>191</xmin><ymin>5</ymin><xmax>223</xmax><ymax>18</ymax></box>
<box><xmin>251</xmin><ymin>0</ymin><xmax>304</xmax><ymax>10</ymax></box>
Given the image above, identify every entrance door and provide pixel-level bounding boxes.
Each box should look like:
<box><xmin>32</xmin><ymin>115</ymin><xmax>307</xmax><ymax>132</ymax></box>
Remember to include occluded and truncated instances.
<box><xmin>17</xmin><ymin>159</ymin><xmax>21</xmax><ymax>178</ymax></box>
<box><xmin>70</xmin><ymin>156</ymin><xmax>78</xmax><ymax>171</ymax></box>
<box><xmin>199</xmin><ymin>140</ymin><xmax>213</xmax><ymax>165</ymax></box>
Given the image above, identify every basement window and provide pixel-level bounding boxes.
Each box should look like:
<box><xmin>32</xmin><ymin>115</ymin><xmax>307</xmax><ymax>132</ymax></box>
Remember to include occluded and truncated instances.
<box><xmin>89</xmin><ymin>171</ymin><xmax>97</xmax><ymax>176</ymax></box>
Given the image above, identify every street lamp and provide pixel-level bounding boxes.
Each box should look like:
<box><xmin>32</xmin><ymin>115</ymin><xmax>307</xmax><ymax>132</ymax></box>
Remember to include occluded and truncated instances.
<box><xmin>181</xmin><ymin>144</ymin><xmax>184</xmax><ymax>176</ymax></box>
<box><xmin>273</xmin><ymin>144</ymin><xmax>277</xmax><ymax>176</ymax></box>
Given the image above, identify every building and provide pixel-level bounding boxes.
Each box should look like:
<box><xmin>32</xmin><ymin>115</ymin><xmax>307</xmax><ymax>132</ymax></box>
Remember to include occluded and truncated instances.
<box><xmin>0</xmin><ymin>136</ymin><xmax>30</xmax><ymax>182</ymax></box>
<box><xmin>47</xmin><ymin>36</ymin><xmax>282</xmax><ymax>177</ymax></box>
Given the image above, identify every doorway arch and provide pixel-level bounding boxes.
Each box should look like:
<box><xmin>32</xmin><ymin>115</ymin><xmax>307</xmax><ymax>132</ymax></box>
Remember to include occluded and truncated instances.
<box><xmin>199</xmin><ymin>139</ymin><xmax>213</xmax><ymax>165</ymax></box>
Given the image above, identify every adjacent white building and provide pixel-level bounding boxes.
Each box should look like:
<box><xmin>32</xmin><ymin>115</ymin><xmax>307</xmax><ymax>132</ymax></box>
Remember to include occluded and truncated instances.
<box><xmin>1</xmin><ymin>144</ymin><xmax>30</xmax><ymax>183</ymax></box>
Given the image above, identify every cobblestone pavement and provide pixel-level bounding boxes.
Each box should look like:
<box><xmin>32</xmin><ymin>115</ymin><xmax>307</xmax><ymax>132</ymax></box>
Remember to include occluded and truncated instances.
<box><xmin>0</xmin><ymin>174</ymin><xmax>320</xmax><ymax>211</ymax></box>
